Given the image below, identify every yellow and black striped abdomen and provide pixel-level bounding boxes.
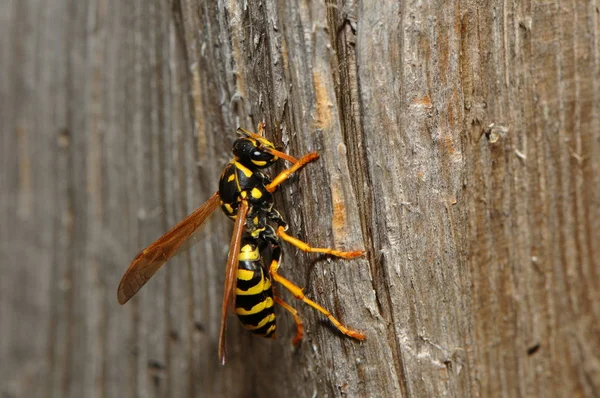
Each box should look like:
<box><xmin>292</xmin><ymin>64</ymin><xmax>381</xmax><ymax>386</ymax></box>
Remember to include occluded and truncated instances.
<box><xmin>235</xmin><ymin>240</ymin><xmax>276</xmax><ymax>338</ymax></box>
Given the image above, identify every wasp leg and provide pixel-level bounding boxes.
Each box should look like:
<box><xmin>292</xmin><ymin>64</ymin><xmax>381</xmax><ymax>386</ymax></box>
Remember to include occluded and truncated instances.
<box><xmin>267</xmin><ymin>209</ymin><xmax>288</xmax><ymax>230</ymax></box>
<box><xmin>274</xmin><ymin>295</ymin><xmax>304</xmax><ymax>345</ymax></box>
<box><xmin>276</xmin><ymin>226</ymin><xmax>364</xmax><ymax>259</ymax></box>
<box><xmin>268</xmin><ymin>249</ymin><xmax>366</xmax><ymax>341</ymax></box>
<box><xmin>266</xmin><ymin>152</ymin><xmax>320</xmax><ymax>193</ymax></box>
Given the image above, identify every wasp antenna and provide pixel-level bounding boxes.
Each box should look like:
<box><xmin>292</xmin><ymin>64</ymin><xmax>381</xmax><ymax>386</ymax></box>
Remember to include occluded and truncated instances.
<box><xmin>236</xmin><ymin>127</ymin><xmax>255</xmax><ymax>137</ymax></box>
<box><xmin>237</xmin><ymin>126</ymin><xmax>265</xmax><ymax>141</ymax></box>
<box><xmin>266</xmin><ymin>148</ymin><xmax>298</xmax><ymax>164</ymax></box>
<box><xmin>256</xmin><ymin>122</ymin><xmax>266</xmax><ymax>136</ymax></box>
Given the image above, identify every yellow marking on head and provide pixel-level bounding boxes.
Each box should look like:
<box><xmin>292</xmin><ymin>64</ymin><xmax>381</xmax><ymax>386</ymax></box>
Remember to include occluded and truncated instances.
<box><xmin>241</xmin><ymin>191</ymin><xmax>247</xmax><ymax>198</ymax></box>
<box><xmin>235</xmin><ymin>297</ymin><xmax>273</xmax><ymax>315</ymax></box>
<box><xmin>223</xmin><ymin>203</ymin><xmax>234</xmax><ymax>214</ymax></box>
<box><xmin>238</xmin><ymin>244</ymin><xmax>260</xmax><ymax>261</ymax></box>
<box><xmin>236</xmin><ymin>283</ymin><xmax>264</xmax><ymax>295</ymax></box>
<box><xmin>237</xmin><ymin>269</ymin><xmax>255</xmax><ymax>281</ymax></box>
<box><xmin>227</xmin><ymin>174</ymin><xmax>235</xmax><ymax>182</ymax></box>
<box><xmin>244</xmin><ymin>313</ymin><xmax>276</xmax><ymax>330</ymax></box>
<box><xmin>234</xmin><ymin>161</ymin><xmax>253</xmax><ymax>177</ymax></box>
<box><xmin>251</xmin><ymin>227</ymin><xmax>265</xmax><ymax>238</ymax></box>
<box><xmin>251</xmin><ymin>159</ymin><xmax>267</xmax><ymax>167</ymax></box>
<box><xmin>253</xmin><ymin>216</ymin><xmax>259</xmax><ymax>225</ymax></box>
<box><xmin>251</xmin><ymin>187</ymin><xmax>262</xmax><ymax>199</ymax></box>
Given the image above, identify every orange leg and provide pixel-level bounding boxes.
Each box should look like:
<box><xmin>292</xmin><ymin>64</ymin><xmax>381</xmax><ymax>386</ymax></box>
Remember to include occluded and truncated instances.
<box><xmin>276</xmin><ymin>226</ymin><xmax>364</xmax><ymax>259</ymax></box>
<box><xmin>266</xmin><ymin>152</ymin><xmax>320</xmax><ymax>193</ymax></box>
<box><xmin>274</xmin><ymin>296</ymin><xmax>304</xmax><ymax>345</ymax></box>
<box><xmin>269</xmin><ymin>257</ymin><xmax>366</xmax><ymax>341</ymax></box>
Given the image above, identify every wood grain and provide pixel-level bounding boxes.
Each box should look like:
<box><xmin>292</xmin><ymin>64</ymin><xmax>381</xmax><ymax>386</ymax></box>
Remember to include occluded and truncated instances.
<box><xmin>2</xmin><ymin>0</ymin><xmax>598</xmax><ymax>397</ymax></box>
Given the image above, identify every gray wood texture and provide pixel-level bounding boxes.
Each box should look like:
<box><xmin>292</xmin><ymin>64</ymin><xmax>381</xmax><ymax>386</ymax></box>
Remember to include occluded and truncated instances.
<box><xmin>2</xmin><ymin>0</ymin><xmax>599</xmax><ymax>397</ymax></box>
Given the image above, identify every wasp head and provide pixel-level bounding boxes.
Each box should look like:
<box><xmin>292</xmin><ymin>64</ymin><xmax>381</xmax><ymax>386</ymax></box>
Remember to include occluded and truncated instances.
<box><xmin>232</xmin><ymin>136</ymin><xmax>278</xmax><ymax>168</ymax></box>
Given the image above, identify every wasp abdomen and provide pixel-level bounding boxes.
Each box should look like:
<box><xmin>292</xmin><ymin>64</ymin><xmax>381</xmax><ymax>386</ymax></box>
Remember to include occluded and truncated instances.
<box><xmin>235</xmin><ymin>240</ymin><xmax>276</xmax><ymax>338</ymax></box>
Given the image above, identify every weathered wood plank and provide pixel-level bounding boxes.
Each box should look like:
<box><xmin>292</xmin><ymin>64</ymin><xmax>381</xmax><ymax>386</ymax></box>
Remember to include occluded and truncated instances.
<box><xmin>2</xmin><ymin>0</ymin><xmax>598</xmax><ymax>397</ymax></box>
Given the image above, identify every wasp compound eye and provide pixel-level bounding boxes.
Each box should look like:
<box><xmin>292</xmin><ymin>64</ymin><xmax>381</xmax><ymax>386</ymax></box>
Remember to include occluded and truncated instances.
<box><xmin>251</xmin><ymin>148</ymin><xmax>275</xmax><ymax>162</ymax></box>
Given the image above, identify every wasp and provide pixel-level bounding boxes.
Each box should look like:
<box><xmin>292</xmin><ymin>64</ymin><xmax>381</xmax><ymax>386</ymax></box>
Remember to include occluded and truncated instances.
<box><xmin>117</xmin><ymin>123</ymin><xmax>366</xmax><ymax>364</ymax></box>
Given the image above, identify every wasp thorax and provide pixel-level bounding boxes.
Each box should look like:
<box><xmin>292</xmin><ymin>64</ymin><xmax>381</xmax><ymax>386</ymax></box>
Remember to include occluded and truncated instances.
<box><xmin>232</xmin><ymin>138</ymin><xmax>277</xmax><ymax>168</ymax></box>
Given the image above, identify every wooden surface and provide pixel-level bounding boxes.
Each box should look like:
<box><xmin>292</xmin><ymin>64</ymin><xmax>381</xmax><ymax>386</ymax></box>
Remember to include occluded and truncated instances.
<box><xmin>2</xmin><ymin>0</ymin><xmax>599</xmax><ymax>397</ymax></box>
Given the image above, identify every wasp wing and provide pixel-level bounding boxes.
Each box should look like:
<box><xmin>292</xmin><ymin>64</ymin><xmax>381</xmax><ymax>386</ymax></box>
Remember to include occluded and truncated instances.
<box><xmin>117</xmin><ymin>192</ymin><xmax>221</xmax><ymax>305</ymax></box>
<box><xmin>218</xmin><ymin>199</ymin><xmax>249</xmax><ymax>365</ymax></box>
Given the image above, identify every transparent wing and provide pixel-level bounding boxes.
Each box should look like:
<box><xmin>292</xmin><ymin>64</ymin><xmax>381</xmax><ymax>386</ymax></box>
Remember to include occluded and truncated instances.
<box><xmin>218</xmin><ymin>199</ymin><xmax>248</xmax><ymax>365</ymax></box>
<box><xmin>117</xmin><ymin>192</ymin><xmax>221</xmax><ymax>304</ymax></box>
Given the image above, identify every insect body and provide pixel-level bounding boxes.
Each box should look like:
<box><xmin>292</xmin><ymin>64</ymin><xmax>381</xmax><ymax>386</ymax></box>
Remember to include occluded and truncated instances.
<box><xmin>234</xmin><ymin>236</ymin><xmax>277</xmax><ymax>338</ymax></box>
<box><xmin>117</xmin><ymin>123</ymin><xmax>365</xmax><ymax>364</ymax></box>
<box><xmin>218</xmin><ymin>138</ymin><xmax>276</xmax><ymax>222</ymax></box>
